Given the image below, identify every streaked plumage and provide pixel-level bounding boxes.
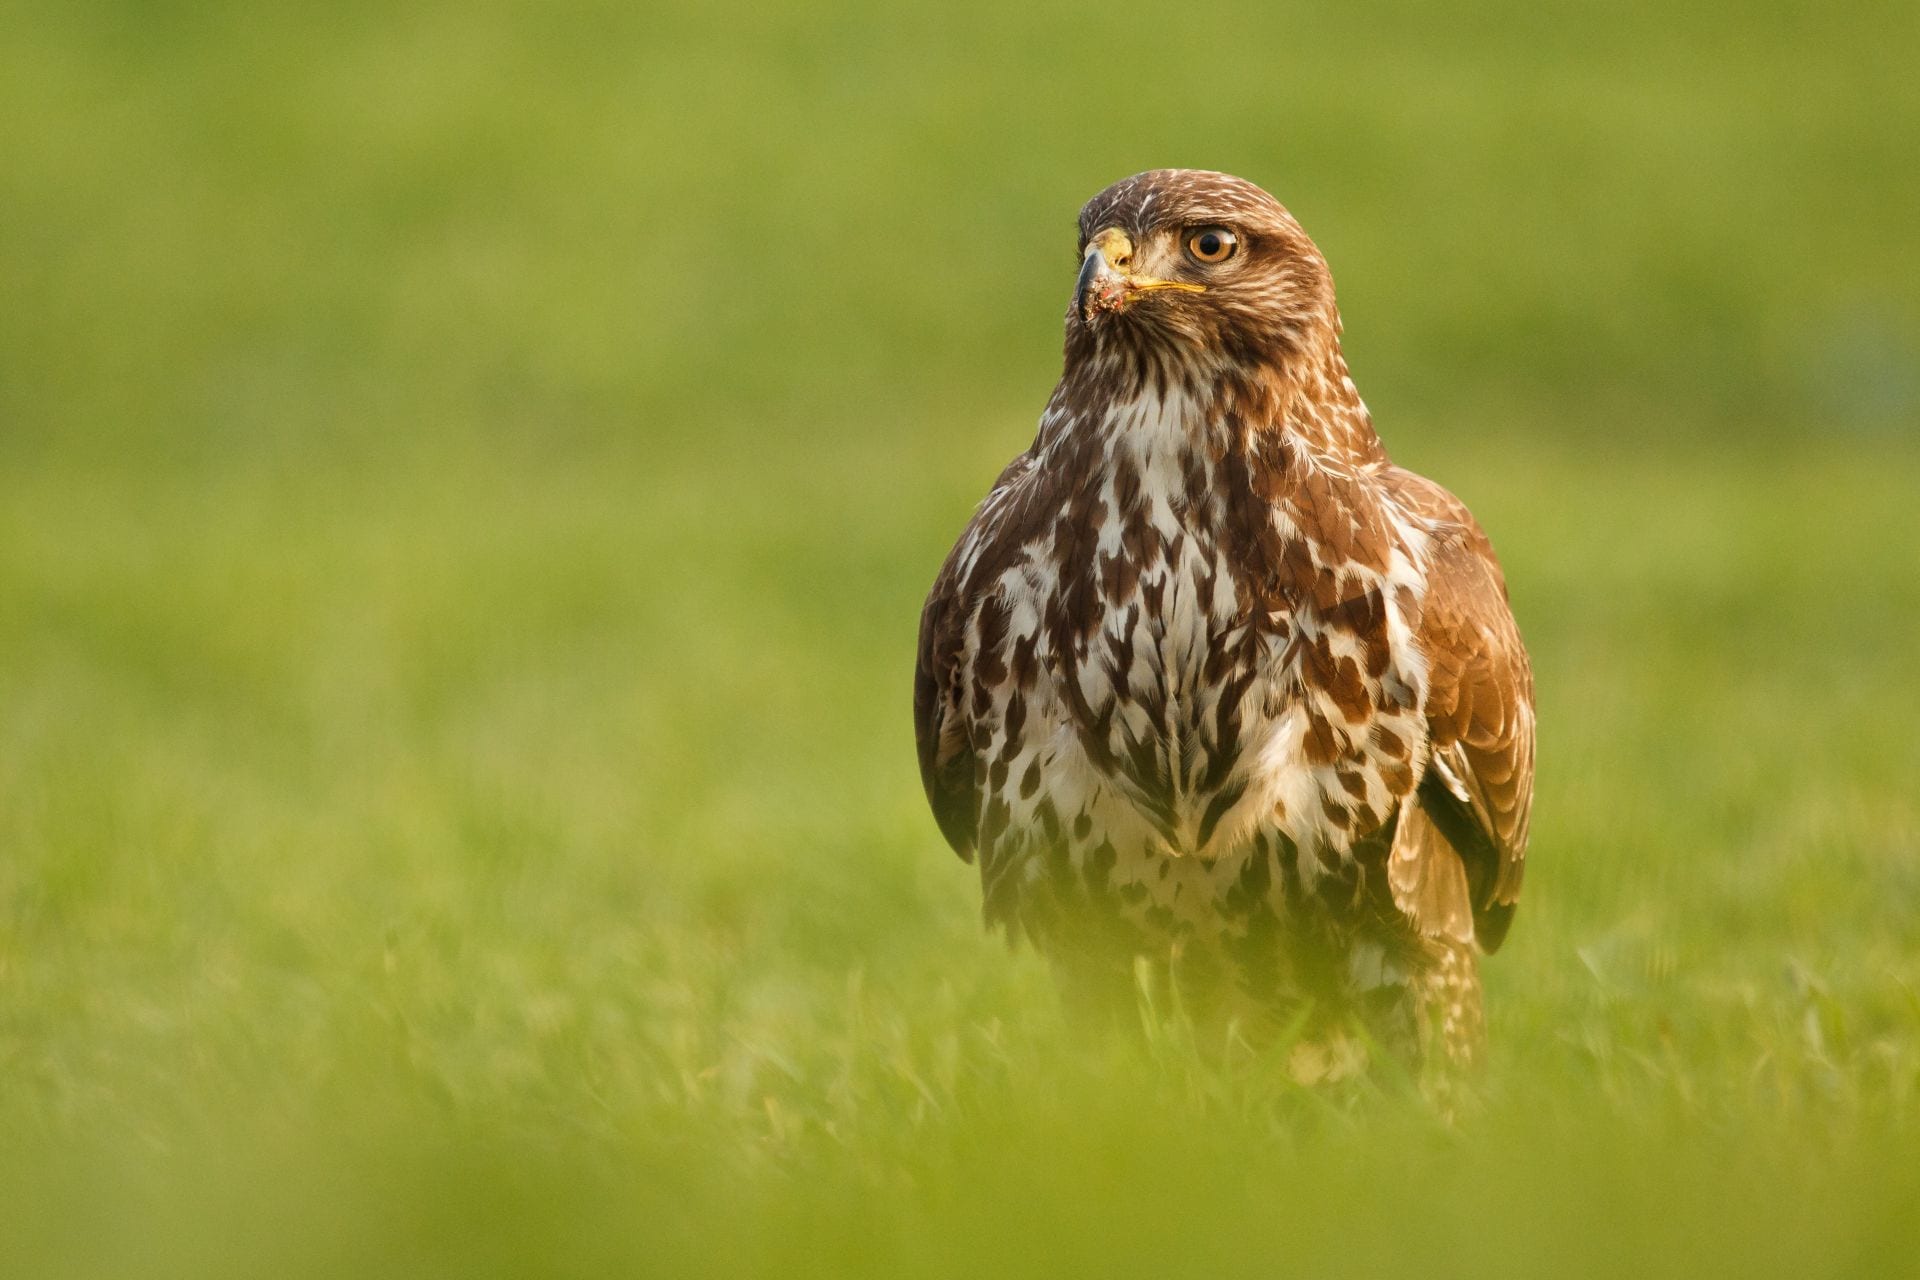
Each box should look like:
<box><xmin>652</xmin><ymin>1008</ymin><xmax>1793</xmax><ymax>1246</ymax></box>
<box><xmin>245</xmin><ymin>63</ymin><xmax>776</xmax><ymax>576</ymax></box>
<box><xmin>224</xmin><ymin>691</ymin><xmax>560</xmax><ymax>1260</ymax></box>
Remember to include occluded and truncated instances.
<box><xmin>914</xmin><ymin>170</ymin><xmax>1534</xmax><ymax>1070</ymax></box>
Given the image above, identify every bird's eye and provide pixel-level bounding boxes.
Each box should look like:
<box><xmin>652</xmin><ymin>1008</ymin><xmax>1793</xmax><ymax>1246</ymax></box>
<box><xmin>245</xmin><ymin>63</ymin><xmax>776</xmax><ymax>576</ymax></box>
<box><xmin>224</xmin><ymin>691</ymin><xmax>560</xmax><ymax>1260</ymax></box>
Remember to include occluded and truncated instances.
<box><xmin>1185</xmin><ymin>227</ymin><xmax>1238</xmax><ymax>264</ymax></box>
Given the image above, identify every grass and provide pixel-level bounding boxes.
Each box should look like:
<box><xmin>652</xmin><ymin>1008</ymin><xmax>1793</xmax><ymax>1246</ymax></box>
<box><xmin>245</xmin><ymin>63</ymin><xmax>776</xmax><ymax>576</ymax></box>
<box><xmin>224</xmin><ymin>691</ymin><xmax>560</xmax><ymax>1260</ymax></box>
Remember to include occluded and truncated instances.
<box><xmin>2</xmin><ymin>1</ymin><xmax>1918</xmax><ymax>1276</ymax></box>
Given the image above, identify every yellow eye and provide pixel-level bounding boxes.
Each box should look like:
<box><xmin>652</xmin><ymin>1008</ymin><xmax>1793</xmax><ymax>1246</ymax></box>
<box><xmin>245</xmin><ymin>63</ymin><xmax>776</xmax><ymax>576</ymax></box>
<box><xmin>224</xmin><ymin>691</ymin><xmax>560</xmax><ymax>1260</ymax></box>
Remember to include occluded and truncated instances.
<box><xmin>1185</xmin><ymin>226</ymin><xmax>1238</xmax><ymax>264</ymax></box>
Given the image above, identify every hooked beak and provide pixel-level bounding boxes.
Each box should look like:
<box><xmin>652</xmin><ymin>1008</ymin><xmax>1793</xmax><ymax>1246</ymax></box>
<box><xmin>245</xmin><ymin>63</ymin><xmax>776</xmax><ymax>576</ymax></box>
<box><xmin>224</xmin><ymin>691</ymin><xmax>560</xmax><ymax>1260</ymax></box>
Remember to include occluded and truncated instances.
<box><xmin>1074</xmin><ymin>227</ymin><xmax>1205</xmax><ymax>322</ymax></box>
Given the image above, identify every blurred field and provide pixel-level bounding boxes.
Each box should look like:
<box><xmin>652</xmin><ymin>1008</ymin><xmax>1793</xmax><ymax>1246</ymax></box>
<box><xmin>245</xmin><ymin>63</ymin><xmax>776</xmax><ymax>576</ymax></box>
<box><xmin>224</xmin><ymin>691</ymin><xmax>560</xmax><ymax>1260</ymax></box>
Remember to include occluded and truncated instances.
<box><xmin>3</xmin><ymin>1</ymin><xmax>1919</xmax><ymax>1276</ymax></box>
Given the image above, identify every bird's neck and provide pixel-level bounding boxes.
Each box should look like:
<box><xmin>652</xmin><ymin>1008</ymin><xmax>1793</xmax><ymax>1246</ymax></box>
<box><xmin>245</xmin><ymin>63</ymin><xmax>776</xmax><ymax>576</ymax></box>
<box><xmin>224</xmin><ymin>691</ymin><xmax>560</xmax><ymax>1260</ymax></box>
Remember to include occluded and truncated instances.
<box><xmin>1048</xmin><ymin>332</ymin><xmax>1387</xmax><ymax>475</ymax></box>
<box><xmin>1221</xmin><ymin>335</ymin><xmax>1387</xmax><ymax>472</ymax></box>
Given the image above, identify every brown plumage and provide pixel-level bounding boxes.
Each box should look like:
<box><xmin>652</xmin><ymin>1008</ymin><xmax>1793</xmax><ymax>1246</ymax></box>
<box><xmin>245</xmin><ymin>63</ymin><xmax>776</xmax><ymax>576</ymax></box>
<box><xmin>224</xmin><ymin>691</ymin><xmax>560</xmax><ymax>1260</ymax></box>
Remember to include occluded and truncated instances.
<box><xmin>914</xmin><ymin>170</ymin><xmax>1534</xmax><ymax>1070</ymax></box>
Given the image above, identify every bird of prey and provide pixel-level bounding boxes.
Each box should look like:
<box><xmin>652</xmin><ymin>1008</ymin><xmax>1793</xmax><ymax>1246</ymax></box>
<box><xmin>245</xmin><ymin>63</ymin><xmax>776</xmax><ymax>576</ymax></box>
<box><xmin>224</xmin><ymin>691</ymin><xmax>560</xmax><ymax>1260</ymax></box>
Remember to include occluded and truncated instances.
<box><xmin>914</xmin><ymin>170</ymin><xmax>1533</xmax><ymax>1072</ymax></box>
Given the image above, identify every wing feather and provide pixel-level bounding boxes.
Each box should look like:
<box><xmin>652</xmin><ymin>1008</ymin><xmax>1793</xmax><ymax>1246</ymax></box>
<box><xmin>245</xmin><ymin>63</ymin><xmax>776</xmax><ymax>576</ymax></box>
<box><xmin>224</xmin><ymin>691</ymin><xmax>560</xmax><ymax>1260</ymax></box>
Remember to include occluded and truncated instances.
<box><xmin>1386</xmin><ymin>468</ymin><xmax>1536</xmax><ymax>953</ymax></box>
<box><xmin>914</xmin><ymin>559</ymin><xmax>979</xmax><ymax>862</ymax></box>
<box><xmin>913</xmin><ymin>449</ymin><xmax>1042</xmax><ymax>864</ymax></box>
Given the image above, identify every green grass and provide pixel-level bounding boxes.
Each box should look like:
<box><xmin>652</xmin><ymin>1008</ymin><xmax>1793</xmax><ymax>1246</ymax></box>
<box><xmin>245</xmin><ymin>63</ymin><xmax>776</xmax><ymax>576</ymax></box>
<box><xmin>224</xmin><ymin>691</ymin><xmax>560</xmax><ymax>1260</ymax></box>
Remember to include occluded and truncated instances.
<box><xmin>3</xmin><ymin>1</ymin><xmax>1919</xmax><ymax>1276</ymax></box>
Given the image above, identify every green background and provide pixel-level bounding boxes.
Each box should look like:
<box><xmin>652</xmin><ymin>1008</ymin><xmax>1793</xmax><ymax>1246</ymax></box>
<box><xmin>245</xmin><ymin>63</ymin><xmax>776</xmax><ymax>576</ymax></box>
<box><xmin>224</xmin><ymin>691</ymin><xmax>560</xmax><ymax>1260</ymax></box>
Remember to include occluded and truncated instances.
<box><xmin>3</xmin><ymin>1</ymin><xmax>1918</xmax><ymax>1275</ymax></box>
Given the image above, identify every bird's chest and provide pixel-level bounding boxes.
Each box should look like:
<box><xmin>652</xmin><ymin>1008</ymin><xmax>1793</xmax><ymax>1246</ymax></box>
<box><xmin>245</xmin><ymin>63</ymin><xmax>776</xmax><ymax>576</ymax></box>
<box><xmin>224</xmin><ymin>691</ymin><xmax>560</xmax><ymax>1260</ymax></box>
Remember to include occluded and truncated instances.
<box><xmin>1096</xmin><ymin>517</ymin><xmax>1240</xmax><ymax>701</ymax></box>
<box><xmin>960</xmin><ymin>400</ymin><xmax>1433</xmax><ymax>944</ymax></box>
<box><xmin>1034</xmin><ymin>445</ymin><xmax>1279</xmax><ymax>854</ymax></box>
<box><xmin>1024</xmin><ymin>441</ymin><xmax>1428</xmax><ymax>870</ymax></box>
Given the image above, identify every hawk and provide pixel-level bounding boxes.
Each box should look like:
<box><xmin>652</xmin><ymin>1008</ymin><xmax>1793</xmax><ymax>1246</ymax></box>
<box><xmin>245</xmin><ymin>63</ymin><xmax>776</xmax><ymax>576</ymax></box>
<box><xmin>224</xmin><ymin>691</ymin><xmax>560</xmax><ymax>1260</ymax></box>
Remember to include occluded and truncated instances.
<box><xmin>913</xmin><ymin>170</ymin><xmax>1534</xmax><ymax>1070</ymax></box>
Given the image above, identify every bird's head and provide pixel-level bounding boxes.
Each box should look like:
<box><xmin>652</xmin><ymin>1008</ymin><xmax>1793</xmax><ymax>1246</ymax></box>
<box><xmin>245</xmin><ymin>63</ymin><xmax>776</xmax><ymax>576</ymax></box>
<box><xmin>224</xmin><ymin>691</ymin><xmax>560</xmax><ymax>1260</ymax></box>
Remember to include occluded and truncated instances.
<box><xmin>1067</xmin><ymin>170</ymin><xmax>1338</xmax><ymax>376</ymax></box>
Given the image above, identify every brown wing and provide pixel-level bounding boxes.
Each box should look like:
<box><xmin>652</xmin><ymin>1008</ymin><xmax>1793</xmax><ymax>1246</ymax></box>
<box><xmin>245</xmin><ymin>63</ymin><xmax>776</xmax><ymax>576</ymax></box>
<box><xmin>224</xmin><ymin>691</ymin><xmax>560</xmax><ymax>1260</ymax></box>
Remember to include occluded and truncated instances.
<box><xmin>914</xmin><ymin>553</ymin><xmax>979</xmax><ymax>863</ymax></box>
<box><xmin>1386</xmin><ymin>468</ymin><xmax>1535</xmax><ymax>953</ymax></box>
<box><xmin>913</xmin><ymin>449</ymin><xmax>1041</xmax><ymax>864</ymax></box>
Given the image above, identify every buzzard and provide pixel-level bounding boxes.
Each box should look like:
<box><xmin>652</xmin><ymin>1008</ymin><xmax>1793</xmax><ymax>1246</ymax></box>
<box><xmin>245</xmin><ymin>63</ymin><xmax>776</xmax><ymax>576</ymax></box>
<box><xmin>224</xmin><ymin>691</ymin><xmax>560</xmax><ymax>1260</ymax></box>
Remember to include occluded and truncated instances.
<box><xmin>914</xmin><ymin>170</ymin><xmax>1534</xmax><ymax>1071</ymax></box>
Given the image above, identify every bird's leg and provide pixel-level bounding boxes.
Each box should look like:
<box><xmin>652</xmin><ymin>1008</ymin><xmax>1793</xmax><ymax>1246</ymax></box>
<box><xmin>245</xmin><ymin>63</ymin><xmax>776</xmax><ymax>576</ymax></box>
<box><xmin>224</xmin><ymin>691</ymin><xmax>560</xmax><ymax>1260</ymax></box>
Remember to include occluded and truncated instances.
<box><xmin>1414</xmin><ymin>937</ymin><xmax>1485</xmax><ymax>1071</ymax></box>
<box><xmin>1403</xmin><ymin>938</ymin><xmax>1486</xmax><ymax>1118</ymax></box>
